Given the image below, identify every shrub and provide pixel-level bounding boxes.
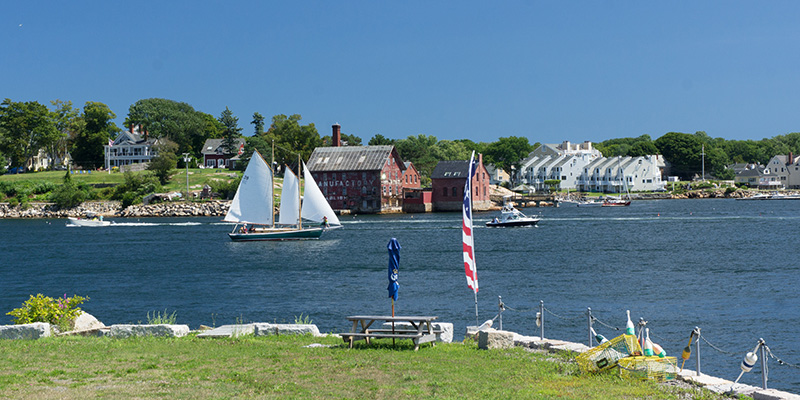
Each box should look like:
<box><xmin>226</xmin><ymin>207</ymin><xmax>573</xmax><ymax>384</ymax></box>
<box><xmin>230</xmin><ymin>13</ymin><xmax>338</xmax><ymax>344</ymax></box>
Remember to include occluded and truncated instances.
<box><xmin>725</xmin><ymin>186</ymin><xmax>737</xmax><ymax>194</ymax></box>
<box><xmin>147</xmin><ymin>309</ymin><xmax>177</xmax><ymax>325</ymax></box>
<box><xmin>207</xmin><ymin>176</ymin><xmax>241</xmax><ymax>200</ymax></box>
<box><xmin>6</xmin><ymin>293</ymin><xmax>89</xmax><ymax>332</ymax></box>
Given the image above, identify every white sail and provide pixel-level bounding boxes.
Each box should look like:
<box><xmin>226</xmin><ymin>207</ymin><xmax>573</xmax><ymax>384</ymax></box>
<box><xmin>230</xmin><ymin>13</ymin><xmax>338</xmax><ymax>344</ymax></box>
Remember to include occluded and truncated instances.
<box><xmin>278</xmin><ymin>167</ymin><xmax>300</xmax><ymax>226</ymax></box>
<box><xmin>301</xmin><ymin>162</ymin><xmax>341</xmax><ymax>226</ymax></box>
<box><xmin>224</xmin><ymin>151</ymin><xmax>273</xmax><ymax>225</ymax></box>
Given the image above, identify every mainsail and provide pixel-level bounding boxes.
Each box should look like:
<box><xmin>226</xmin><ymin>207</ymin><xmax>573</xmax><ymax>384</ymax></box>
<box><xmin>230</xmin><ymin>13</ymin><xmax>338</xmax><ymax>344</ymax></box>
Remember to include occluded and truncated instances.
<box><xmin>301</xmin><ymin>162</ymin><xmax>341</xmax><ymax>226</ymax></box>
<box><xmin>278</xmin><ymin>167</ymin><xmax>300</xmax><ymax>225</ymax></box>
<box><xmin>224</xmin><ymin>151</ymin><xmax>273</xmax><ymax>225</ymax></box>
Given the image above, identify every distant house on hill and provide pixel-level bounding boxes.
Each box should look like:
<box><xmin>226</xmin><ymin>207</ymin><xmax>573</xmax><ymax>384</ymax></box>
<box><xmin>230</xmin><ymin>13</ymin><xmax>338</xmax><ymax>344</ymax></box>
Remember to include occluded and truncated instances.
<box><xmin>104</xmin><ymin>125</ymin><xmax>159</xmax><ymax>171</ymax></box>
<box><xmin>201</xmin><ymin>138</ymin><xmax>246</xmax><ymax>169</ymax></box>
<box><xmin>430</xmin><ymin>155</ymin><xmax>492</xmax><ymax>211</ymax></box>
<box><xmin>306</xmin><ymin>124</ymin><xmax>415</xmax><ymax>214</ymax></box>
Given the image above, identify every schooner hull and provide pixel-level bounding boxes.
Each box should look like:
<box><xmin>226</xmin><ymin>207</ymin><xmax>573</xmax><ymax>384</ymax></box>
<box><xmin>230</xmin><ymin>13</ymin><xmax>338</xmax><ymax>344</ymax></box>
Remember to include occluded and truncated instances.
<box><xmin>228</xmin><ymin>227</ymin><xmax>326</xmax><ymax>241</ymax></box>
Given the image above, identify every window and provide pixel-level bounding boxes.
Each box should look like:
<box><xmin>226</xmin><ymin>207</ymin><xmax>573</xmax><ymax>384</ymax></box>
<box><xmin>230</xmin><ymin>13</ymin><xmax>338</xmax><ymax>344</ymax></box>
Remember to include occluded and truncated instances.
<box><xmin>443</xmin><ymin>187</ymin><xmax>447</xmax><ymax>197</ymax></box>
<box><xmin>452</xmin><ymin>187</ymin><xmax>457</xmax><ymax>197</ymax></box>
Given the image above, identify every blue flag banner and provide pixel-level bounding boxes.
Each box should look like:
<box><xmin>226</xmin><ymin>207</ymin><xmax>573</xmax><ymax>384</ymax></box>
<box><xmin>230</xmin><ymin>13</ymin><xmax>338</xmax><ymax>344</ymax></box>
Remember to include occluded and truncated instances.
<box><xmin>387</xmin><ymin>238</ymin><xmax>401</xmax><ymax>301</ymax></box>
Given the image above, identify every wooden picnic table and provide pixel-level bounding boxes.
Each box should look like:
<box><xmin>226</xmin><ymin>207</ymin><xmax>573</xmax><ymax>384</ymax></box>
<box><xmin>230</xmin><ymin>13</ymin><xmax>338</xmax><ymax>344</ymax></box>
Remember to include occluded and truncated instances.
<box><xmin>341</xmin><ymin>315</ymin><xmax>440</xmax><ymax>351</ymax></box>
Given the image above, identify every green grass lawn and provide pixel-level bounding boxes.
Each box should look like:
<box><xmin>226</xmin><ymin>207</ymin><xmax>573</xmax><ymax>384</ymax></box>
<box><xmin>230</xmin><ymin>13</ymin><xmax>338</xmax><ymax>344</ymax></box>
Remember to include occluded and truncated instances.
<box><xmin>0</xmin><ymin>169</ymin><xmax>240</xmax><ymax>190</ymax></box>
<box><xmin>0</xmin><ymin>334</ymin><xmax>734</xmax><ymax>400</ymax></box>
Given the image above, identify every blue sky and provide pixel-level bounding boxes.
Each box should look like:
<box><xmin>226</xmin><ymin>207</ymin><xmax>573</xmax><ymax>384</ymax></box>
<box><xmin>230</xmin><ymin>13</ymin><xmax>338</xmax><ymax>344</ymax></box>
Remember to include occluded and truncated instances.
<box><xmin>3</xmin><ymin>1</ymin><xmax>800</xmax><ymax>144</ymax></box>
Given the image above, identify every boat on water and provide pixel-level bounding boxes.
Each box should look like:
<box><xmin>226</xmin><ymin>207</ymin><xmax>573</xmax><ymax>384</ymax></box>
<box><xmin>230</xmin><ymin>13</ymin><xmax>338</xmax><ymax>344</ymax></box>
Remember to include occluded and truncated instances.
<box><xmin>576</xmin><ymin>198</ymin><xmax>604</xmax><ymax>207</ymax></box>
<box><xmin>486</xmin><ymin>202</ymin><xmax>540</xmax><ymax>227</ymax></box>
<box><xmin>225</xmin><ymin>151</ymin><xmax>341</xmax><ymax>241</ymax></box>
<box><xmin>602</xmin><ymin>196</ymin><xmax>631</xmax><ymax>207</ymax></box>
<box><xmin>66</xmin><ymin>215</ymin><xmax>112</xmax><ymax>227</ymax></box>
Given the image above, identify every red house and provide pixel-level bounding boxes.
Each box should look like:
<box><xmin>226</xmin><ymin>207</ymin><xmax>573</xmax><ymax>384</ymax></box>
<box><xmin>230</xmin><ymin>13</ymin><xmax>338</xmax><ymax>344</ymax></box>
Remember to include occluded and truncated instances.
<box><xmin>430</xmin><ymin>154</ymin><xmax>492</xmax><ymax>211</ymax></box>
<box><xmin>402</xmin><ymin>161</ymin><xmax>422</xmax><ymax>190</ymax></box>
<box><xmin>201</xmin><ymin>138</ymin><xmax>246</xmax><ymax>169</ymax></box>
<box><xmin>306</xmin><ymin>124</ymin><xmax>411</xmax><ymax>213</ymax></box>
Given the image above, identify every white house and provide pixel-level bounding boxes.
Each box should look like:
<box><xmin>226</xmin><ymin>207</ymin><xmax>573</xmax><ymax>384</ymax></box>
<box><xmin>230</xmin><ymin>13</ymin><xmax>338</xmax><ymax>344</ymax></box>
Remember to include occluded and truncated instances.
<box><xmin>104</xmin><ymin>125</ymin><xmax>159</xmax><ymax>171</ymax></box>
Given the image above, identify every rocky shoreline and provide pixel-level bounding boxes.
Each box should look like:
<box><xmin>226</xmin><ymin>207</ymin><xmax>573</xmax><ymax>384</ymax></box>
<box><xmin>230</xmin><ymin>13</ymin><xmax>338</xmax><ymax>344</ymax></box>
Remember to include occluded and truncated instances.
<box><xmin>0</xmin><ymin>200</ymin><xmax>231</xmax><ymax>219</ymax></box>
<box><xmin>0</xmin><ymin>189</ymin><xmax>796</xmax><ymax>219</ymax></box>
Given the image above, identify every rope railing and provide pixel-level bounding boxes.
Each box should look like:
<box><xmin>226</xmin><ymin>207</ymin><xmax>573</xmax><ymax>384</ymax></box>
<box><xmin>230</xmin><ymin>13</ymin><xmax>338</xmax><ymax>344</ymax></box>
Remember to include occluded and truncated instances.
<box><xmin>488</xmin><ymin>296</ymin><xmax>800</xmax><ymax>390</ymax></box>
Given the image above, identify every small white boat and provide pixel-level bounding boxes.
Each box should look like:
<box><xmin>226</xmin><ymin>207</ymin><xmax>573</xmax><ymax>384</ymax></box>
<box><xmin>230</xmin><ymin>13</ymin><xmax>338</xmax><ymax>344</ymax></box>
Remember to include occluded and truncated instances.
<box><xmin>575</xmin><ymin>199</ymin><xmax>604</xmax><ymax>207</ymax></box>
<box><xmin>486</xmin><ymin>203</ymin><xmax>540</xmax><ymax>227</ymax></box>
<box><xmin>67</xmin><ymin>216</ymin><xmax>112</xmax><ymax>227</ymax></box>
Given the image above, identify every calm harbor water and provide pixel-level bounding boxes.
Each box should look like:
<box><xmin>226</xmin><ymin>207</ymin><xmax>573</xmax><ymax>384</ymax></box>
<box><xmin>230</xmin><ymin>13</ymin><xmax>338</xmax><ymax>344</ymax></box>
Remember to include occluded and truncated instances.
<box><xmin>1</xmin><ymin>199</ymin><xmax>799</xmax><ymax>392</ymax></box>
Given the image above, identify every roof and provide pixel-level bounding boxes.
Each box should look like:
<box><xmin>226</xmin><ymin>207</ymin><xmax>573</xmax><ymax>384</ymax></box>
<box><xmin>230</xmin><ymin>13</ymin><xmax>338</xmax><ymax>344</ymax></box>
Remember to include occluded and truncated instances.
<box><xmin>201</xmin><ymin>138</ymin><xmax>246</xmax><ymax>155</ymax></box>
<box><xmin>307</xmin><ymin>145</ymin><xmax>401</xmax><ymax>172</ymax></box>
<box><xmin>113</xmin><ymin>131</ymin><xmax>158</xmax><ymax>146</ymax></box>
<box><xmin>431</xmin><ymin>160</ymin><xmax>475</xmax><ymax>179</ymax></box>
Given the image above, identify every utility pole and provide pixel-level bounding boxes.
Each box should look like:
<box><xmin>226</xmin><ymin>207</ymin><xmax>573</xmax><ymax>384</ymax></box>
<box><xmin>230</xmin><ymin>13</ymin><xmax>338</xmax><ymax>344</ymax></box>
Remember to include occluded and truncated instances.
<box><xmin>182</xmin><ymin>153</ymin><xmax>191</xmax><ymax>201</ymax></box>
<box><xmin>701</xmin><ymin>145</ymin><xmax>705</xmax><ymax>182</ymax></box>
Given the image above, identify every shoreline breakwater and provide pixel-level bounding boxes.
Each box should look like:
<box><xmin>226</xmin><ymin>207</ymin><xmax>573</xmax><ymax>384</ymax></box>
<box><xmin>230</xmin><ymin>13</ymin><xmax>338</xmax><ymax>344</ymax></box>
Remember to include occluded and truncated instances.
<box><xmin>0</xmin><ymin>200</ymin><xmax>230</xmax><ymax>219</ymax></box>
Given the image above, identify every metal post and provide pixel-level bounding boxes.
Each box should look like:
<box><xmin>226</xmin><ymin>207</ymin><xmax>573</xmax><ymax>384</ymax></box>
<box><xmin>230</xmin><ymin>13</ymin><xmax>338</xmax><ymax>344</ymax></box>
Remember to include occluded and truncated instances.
<box><xmin>182</xmin><ymin>153</ymin><xmax>191</xmax><ymax>201</ymax></box>
<box><xmin>694</xmin><ymin>327</ymin><xmax>701</xmax><ymax>376</ymax></box>
<box><xmin>759</xmin><ymin>338</ymin><xmax>767</xmax><ymax>389</ymax></box>
<box><xmin>539</xmin><ymin>300</ymin><xmax>544</xmax><ymax>340</ymax></box>
<box><xmin>498</xmin><ymin>296</ymin><xmax>503</xmax><ymax>331</ymax></box>
<box><xmin>587</xmin><ymin>307</ymin><xmax>592</xmax><ymax>347</ymax></box>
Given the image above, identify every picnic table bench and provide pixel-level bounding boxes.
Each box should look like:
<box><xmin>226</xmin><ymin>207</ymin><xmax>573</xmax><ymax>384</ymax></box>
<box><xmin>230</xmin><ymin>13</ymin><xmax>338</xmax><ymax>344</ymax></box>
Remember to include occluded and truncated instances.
<box><xmin>341</xmin><ymin>315</ymin><xmax>440</xmax><ymax>351</ymax></box>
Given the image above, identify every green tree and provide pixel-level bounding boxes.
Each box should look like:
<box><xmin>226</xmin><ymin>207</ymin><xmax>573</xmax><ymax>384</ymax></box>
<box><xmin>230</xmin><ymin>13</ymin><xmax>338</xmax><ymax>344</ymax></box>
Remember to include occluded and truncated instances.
<box><xmin>48</xmin><ymin>100</ymin><xmax>81</xmax><ymax>168</ymax></box>
<box><xmin>483</xmin><ymin>136</ymin><xmax>534</xmax><ymax>173</ymax></box>
<box><xmin>628</xmin><ymin>141</ymin><xmax>660</xmax><ymax>157</ymax></box>
<box><xmin>49</xmin><ymin>170</ymin><xmax>86</xmax><ymax>208</ymax></box>
<box><xmin>0</xmin><ymin>99</ymin><xmax>61</xmax><ymax>171</ymax></box>
<box><xmin>241</xmin><ymin>135</ymin><xmax>273</xmax><ymax>169</ymax></box>
<box><xmin>218</xmin><ymin>107</ymin><xmax>242</xmax><ymax>155</ymax></box>
<box><xmin>126</xmin><ymin>98</ymin><xmax>207</xmax><ymax>156</ymax></box>
<box><xmin>251</xmin><ymin>112</ymin><xmax>264</xmax><ymax>136</ymax></box>
<box><xmin>368</xmin><ymin>134</ymin><xmax>394</xmax><ymax>146</ymax></box>
<box><xmin>267</xmin><ymin>114</ymin><xmax>321</xmax><ymax>165</ymax></box>
<box><xmin>147</xmin><ymin>139</ymin><xmax>179</xmax><ymax>185</ymax></box>
<box><xmin>654</xmin><ymin>132</ymin><xmax>703</xmax><ymax>180</ymax></box>
<box><xmin>394</xmin><ymin>134</ymin><xmax>440</xmax><ymax>177</ymax></box>
<box><xmin>71</xmin><ymin>102</ymin><xmax>118</xmax><ymax>169</ymax></box>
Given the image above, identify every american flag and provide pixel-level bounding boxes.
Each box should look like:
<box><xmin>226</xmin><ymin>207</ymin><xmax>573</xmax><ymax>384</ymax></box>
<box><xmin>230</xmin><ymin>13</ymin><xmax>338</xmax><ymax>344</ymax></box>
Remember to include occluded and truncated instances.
<box><xmin>462</xmin><ymin>151</ymin><xmax>478</xmax><ymax>293</ymax></box>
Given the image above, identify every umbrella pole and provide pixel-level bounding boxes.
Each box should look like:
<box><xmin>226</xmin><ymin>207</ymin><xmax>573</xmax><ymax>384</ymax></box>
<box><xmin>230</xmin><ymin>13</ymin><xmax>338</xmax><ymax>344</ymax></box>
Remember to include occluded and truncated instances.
<box><xmin>391</xmin><ymin>298</ymin><xmax>396</xmax><ymax>346</ymax></box>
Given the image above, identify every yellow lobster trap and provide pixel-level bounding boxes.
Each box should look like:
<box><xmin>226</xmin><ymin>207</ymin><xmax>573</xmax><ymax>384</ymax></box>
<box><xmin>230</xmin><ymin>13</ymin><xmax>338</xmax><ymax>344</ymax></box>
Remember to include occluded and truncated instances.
<box><xmin>576</xmin><ymin>334</ymin><xmax>642</xmax><ymax>373</ymax></box>
<box><xmin>618</xmin><ymin>356</ymin><xmax>678</xmax><ymax>382</ymax></box>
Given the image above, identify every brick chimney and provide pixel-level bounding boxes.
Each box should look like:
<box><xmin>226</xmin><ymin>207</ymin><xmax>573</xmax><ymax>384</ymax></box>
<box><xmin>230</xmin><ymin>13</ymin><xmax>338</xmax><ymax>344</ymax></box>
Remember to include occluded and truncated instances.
<box><xmin>789</xmin><ymin>152</ymin><xmax>794</xmax><ymax>165</ymax></box>
<box><xmin>332</xmin><ymin>123</ymin><xmax>341</xmax><ymax>147</ymax></box>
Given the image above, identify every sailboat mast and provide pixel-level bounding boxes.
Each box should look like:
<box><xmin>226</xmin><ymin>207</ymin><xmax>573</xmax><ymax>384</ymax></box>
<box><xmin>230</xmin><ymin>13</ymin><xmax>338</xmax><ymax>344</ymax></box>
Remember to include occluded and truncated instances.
<box><xmin>271</xmin><ymin>139</ymin><xmax>275</xmax><ymax>228</ymax></box>
<box><xmin>298</xmin><ymin>154</ymin><xmax>302</xmax><ymax>229</ymax></box>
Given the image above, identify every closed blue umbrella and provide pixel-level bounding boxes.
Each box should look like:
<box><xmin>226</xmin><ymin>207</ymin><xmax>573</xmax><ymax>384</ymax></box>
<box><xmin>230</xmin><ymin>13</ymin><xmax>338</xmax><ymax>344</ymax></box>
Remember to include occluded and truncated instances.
<box><xmin>387</xmin><ymin>238</ymin><xmax>400</xmax><ymax>303</ymax></box>
<box><xmin>387</xmin><ymin>238</ymin><xmax>401</xmax><ymax>345</ymax></box>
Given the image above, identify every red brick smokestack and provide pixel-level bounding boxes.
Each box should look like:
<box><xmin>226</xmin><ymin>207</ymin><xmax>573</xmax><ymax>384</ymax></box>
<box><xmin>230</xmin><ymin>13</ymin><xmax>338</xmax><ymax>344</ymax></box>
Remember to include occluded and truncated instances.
<box><xmin>332</xmin><ymin>123</ymin><xmax>341</xmax><ymax>147</ymax></box>
<box><xmin>790</xmin><ymin>152</ymin><xmax>794</xmax><ymax>165</ymax></box>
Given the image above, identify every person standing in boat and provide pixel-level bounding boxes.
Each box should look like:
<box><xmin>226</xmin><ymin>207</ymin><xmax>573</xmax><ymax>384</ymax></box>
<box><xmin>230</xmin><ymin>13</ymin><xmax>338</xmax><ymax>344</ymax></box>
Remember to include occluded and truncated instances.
<box><xmin>321</xmin><ymin>216</ymin><xmax>329</xmax><ymax>228</ymax></box>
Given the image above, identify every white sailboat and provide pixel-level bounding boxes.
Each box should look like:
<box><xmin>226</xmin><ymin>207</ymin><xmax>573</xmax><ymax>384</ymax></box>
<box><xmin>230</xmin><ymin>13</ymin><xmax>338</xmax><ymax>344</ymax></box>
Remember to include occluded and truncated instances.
<box><xmin>225</xmin><ymin>151</ymin><xmax>341</xmax><ymax>241</ymax></box>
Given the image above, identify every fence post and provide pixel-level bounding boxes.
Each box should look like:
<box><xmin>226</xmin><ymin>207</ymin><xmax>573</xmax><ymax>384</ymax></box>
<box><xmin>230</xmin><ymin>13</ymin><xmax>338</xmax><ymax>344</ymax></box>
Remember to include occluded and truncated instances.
<box><xmin>587</xmin><ymin>307</ymin><xmax>593</xmax><ymax>347</ymax></box>
<box><xmin>540</xmin><ymin>300</ymin><xmax>545</xmax><ymax>340</ymax></box>
<box><xmin>759</xmin><ymin>338</ymin><xmax>767</xmax><ymax>389</ymax></box>
<box><xmin>498</xmin><ymin>296</ymin><xmax>503</xmax><ymax>331</ymax></box>
<box><xmin>694</xmin><ymin>326</ymin><xmax>701</xmax><ymax>376</ymax></box>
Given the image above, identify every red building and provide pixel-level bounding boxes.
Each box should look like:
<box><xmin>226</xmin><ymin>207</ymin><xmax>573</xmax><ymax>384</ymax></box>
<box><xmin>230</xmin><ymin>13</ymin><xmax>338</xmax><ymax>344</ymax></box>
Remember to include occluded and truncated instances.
<box><xmin>201</xmin><ymin>138</ymin><xmax>246</xmax><ymax>169</ymax></box>
<box><xmin>430</xmin><ymin>154</ymin><xmax>492</xmax><ymax>211</ymax></box>
<box><xmin>402</xmin><ymin>161</ymin><xmax>422</xmax><ymax>190</ymax></box>
<box><xmin>306</xmin><ymin>124</ymin><xmax>413</xmax><ymax>213</ymax></box>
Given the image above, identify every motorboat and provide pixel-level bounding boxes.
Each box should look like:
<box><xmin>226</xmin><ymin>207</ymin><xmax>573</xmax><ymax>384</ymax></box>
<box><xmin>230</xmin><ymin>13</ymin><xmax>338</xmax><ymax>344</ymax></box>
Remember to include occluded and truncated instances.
<box><xmin>67</xmin><ymin>216</ymin><xmax>112</xmax><ymax>227</ymax></box>
<box><xmin>486</xmin><ymin>203</ymin><xmax>540</xmax><ymax>227</ymax></box>
<box><xmin>602</xmin><ymin>197</ymin><xmax>631</xmax><ymax>207</ymax></box>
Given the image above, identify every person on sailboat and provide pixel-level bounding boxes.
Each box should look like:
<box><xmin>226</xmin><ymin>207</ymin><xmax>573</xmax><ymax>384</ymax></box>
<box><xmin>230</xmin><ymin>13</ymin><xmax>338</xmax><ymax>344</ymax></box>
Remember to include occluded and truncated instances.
<box><xmin>240</xmin><ymin>224</ymin><xmax>247</xmax><ymax>234</ymax></box>
<box><xmin>321</xmin><ymin>216</ymin><xmax>329</xmax><ymax>228</ymax></box>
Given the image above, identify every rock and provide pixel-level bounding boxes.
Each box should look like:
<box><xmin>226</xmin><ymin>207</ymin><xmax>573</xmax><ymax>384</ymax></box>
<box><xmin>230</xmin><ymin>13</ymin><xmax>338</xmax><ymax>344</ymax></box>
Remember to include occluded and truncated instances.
<box><xmin>196</xmin><ymin>324</ymin><xmax>255</xmax><ymax>338</ymax></box>
<box><xmin>478</xmin><ymin>329</ymin><xmax>515</xmax><ymax>350</ymax></box>
<box><xmin>253</xmin><ymin>323</ymin><xmax>322</xmax><ymax>337</ymax></box>
<box><xmin>109</xmin><ymin>324</ymin><xmax>190</xmax><ymax>338</ymax></box>
<box><xmin>0</xmin><ymin>322</ymin><xmax>52</xmax><ymax>339</ymax></box>
<box><xmin>73</xmin><ymin>311</ymin><xmax>105</xmax><ymax>331</ymax></box>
